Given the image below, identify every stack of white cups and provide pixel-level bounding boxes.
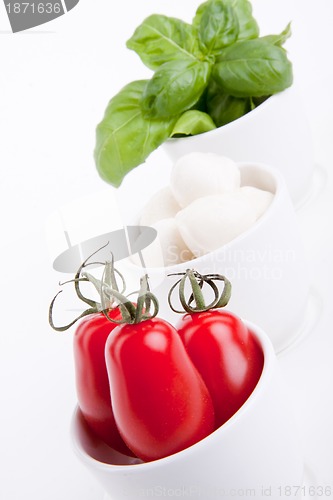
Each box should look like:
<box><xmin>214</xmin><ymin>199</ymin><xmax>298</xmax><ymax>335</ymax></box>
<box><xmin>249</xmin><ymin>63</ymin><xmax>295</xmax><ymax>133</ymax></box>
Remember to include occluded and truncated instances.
<box><xmin>48</xmin><ymin>84</ymin><xmax>324</xmax><ymax>500</ymax></box>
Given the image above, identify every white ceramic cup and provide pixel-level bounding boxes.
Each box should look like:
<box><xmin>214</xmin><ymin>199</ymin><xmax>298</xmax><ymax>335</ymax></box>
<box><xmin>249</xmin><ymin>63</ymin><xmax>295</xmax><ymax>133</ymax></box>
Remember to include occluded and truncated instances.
<box><xmin>71</xmin><ymin>321</ymin><xmax>304</xmax><ymax>500</ymax></box>
<box><xmin>124</xmin><ymin>162</ymin><xmax>309</xmax><ymax>353</ymax></box>
<box><xmin>163</xmin><ymin>85</ymin><xmax>314</xmax><ymax>207</ymax></box>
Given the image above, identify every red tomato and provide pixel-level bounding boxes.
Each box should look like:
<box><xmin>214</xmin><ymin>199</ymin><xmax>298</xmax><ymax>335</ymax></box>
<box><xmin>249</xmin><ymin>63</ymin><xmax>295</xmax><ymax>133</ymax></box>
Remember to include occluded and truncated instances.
<box><xmin>74</xmin><ymin>309</ymin><xmax>133</xmax><ymax>456</ymax></box>
<box><xmin>104</xmin><ymin>317</ymin><xmax>215</xmax><ymax>462</ymax></box>
<box><xmin>176</xmin><ymin>310</ymin><xmax>264</xmax><ymax>428</ymax></box>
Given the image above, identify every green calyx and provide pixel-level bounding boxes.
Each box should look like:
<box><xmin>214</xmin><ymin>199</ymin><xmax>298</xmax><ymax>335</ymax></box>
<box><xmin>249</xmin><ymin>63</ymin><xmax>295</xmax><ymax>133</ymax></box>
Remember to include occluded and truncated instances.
<box><xmin>48</xmin><ymin>243</ymin><xmax>159</xmax><ymax>332</ymax></box>
<box><xmin>48</xmin><ymin>243</ymin><xmax>126</xmax><ymax>332</ymax></box>
<box><xmin>103</xmin><ymin>273</ymin><xmax>159</xmax><ymax>325</ymax></box>
<box><xmin>168</xmin><ymin>269</ymin><xmax>232</xmax><ymax>314</ymax></box>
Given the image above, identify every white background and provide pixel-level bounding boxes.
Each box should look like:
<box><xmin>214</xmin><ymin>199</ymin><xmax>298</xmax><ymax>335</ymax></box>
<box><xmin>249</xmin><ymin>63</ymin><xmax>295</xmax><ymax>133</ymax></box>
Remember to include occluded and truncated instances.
<box><xmin>0</xmin><ymin>1</ymin><xmax>332</xmax><ymax>499</ymax></box>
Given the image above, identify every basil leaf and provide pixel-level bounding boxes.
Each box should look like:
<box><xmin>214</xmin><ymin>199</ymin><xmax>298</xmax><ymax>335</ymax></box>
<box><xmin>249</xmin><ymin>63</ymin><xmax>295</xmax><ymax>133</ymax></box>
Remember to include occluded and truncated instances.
<box><xmin>197</xmin><ymin>0</ymin><xmax>239</xmax><ymax>55</ymax></box>
<box><xmin>206</xmin><ymin>79</ymin><xmax>251</xmax><ymax>126</ymax></box>
<box><xmin>141</xmin><ymin>59</ymin><xmax>211</xmax><ymax>118</ymax></box>
<box><xmin>194</xmin><ymin>0</ymin><xmax>259</xmax><ymax>42</ymax></box>
<box><xmin>94</xmin><ymin>80</ymin><xmax>177</xmax><ymax>187</ymax></box>
<box><xmin>225</xmin><ymin>0</ymin><xmax>259</xmax><ymax>40</ymax></box>
<box><xmin>213</xmin><ymin>39</ymin><xmax>293</xmax><ymax>97</ymax></box>
<box><xmin>126</xmin><ymin>14</ymin><xmax>201</xmax><ymax>70</ymax></box>
<box><xmin>171</xmin><ymin>110</ymin><xmax>216</xmax><ymax>137</ymax></box>
<box><xmin>260</xmin><ymin>22</ymin><xmax>292</xmax><ymax>47</ymax></box>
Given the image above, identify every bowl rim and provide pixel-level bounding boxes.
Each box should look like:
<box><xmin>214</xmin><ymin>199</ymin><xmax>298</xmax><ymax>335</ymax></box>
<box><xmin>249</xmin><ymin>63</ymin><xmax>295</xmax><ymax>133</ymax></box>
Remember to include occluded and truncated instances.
<box><xmin>70</xmin><ymin>319</ymin><xmax>275</xmax><ymax>473</ymax></box>
<box><xmin>164</xmin><ymin>87</ymin><xmax>292</xmax><ymax>145</ymax></box>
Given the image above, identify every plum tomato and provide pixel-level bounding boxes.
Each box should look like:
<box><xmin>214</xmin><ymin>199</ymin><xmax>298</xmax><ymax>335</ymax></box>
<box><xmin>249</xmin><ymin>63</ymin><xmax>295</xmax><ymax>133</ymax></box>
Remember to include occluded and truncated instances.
<box><xmin>73</xmin><ymin>308</ymin><xmax>133</xmax><ymax>455</ymax></box>
<box><xmin>176</xmin><ymin>309</ymin><xmax>264</xmax><ymax>427</ymax></box>
<box><xmin>104</xmin><ymin>316</ymin><xmax>215</xmax><ymax>462</ymax></box>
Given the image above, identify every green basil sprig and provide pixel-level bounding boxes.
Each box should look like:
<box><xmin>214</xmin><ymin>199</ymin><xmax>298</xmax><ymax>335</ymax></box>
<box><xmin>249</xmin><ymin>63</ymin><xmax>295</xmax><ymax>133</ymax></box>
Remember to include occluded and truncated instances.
<box><xmin>95</xmin><ymin>0</ymin><xmax>293</xmax><ymax>187</ymax></box>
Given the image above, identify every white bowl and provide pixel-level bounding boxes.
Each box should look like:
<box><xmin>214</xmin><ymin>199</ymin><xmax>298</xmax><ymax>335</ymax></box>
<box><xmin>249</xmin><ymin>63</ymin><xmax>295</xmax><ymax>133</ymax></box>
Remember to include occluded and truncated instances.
<box><xmin>71</xmin><ymin>321</ymin><xmax>304</xmax><ymax>500</ymax></box>
<box><xmin>163</xmin><ymin>85</ymin><xmax>314</xmax><ymax>207</ymax></box>
<box><xmin>124</xmin><ymin>162</ymin><xmax>309</xmax><ymax>353</ymax></box>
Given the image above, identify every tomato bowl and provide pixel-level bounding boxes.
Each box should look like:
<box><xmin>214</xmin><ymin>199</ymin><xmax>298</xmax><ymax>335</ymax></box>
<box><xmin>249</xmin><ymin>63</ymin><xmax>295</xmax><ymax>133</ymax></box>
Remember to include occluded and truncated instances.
<box><xmin>123</xmin><ymin>161</ymin><xmax>309</xmax><ymax>353</ymax></box>
<box><xmin>163</xmin><ymin>85</ymin><xmax>314</xmax><ymax>208</ymax></box>
<box><xmin>70</xmin><ymin>321</ymin><xmax>304</xmax><ymax>500</ymax></box>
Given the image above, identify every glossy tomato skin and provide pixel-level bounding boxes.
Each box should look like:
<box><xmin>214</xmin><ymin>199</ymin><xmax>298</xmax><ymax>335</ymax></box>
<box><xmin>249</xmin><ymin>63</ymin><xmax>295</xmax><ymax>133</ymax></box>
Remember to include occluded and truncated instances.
<box><xmin>104</xmin><ymin>318</ymin><xmax>215</xmax><ymax>462</ymax></box>
<box><xmin>176</xmin><ymin>310</ymin><xmax>264</xmax><ymax>428</ymax></box>
<box><xmin>73</xmin><ymin>309</ymin><xmax>132</xmax><ymax>455</ymax></box>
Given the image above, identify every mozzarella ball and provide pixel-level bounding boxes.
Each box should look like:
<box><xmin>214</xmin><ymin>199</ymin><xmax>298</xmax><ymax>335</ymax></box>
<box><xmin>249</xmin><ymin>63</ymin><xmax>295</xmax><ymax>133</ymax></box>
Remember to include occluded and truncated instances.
<box><xmin>170</xmin><ymin>152</ymin><xmax>241</xmax><ymax>208</ymax></box>
<box><xmin>131</xmin><ymin>218</ymin><xmax>194</xmax><ymax>268</ymax></box>
<box><xmin>239</xmin><ymin>186</ymin><xmax>274</xmax><ymax>220</ymax></box>
<box><xmin>139</xmin><ymin>186</ymin><xmax>181</xmax><ymax>226</ymax></box>
<box><xmin>176</xmin><ymin>193</ymin><xmax>258</xmax><ymax>256</ymax></box>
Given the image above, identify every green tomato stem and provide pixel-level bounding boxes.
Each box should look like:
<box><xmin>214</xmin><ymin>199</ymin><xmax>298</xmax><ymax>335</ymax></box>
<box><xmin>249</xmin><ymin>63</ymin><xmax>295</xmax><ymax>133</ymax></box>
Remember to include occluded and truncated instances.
<box><xmin>168</xmin><ymin>269</ymin><xmax>232</xmax><ymax>314</ymax></box>
<box><xmin>48</xmin><ymin>243</ymin><xmax>128</xmax><ymax>332</ymax></box>
<box><xmin>103</xmin><ymin>274</ymin><xmax>159</xmax><ymax>325</ymax></box>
